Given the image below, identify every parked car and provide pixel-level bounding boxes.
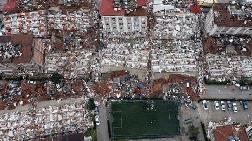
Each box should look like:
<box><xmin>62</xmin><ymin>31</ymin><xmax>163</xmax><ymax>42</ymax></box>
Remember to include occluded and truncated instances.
<box><xmin>189</xmin><ymin>102</ymin><xmax>197</xmax><ymax>110</ymax></box>
<box><xmin>94</xmin><ymin>101</ymin><xmax>100</xmax><ymax>106</ymax></box>
<box><xmin>214</xmin><ymin>101</ymin><xmax>220</xmax><ymax>110</ymax></box>
<box><xmin>227</xmin><ymin>101</ymin><xmax>232</xmax><ymax>110</ymax></box>
<box><xmin>232</xmin><ymin>102</ymin><xmax>238</xmax><ymax>112</ymax></box>
<box><xmin>94</xmin><ymin>107</ymin><xmax>99</xmax><ymax>115</ymax></box>
<box><xmin>221</xmin><ymin>101</ymin><xmax>226</xmax><ymax>111</ymax></box>
<box><xmin>95</xmin><ymin>115</ymin><xmax>100</xmax><ymax>126</ymax></box>
<box><xmin>202</xmin><ymin>100</ymin><xmax>208</xmax><ymax>110</ymax></box>
<box><xmin>242</xmin><ymin>101</ymin><xmax>249</xmax><ymax>110</ymax></box>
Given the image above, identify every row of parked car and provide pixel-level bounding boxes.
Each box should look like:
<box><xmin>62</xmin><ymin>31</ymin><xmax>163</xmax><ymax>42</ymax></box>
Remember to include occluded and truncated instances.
<box><xmin>94</xmin><ymin>101</ymin><xmax>100</xmax><ymax>126</ymax></box>
<box><xmin>202</xmin><ymin>100</ymin><xmax>249</xmax><ymax>112</ymax></box>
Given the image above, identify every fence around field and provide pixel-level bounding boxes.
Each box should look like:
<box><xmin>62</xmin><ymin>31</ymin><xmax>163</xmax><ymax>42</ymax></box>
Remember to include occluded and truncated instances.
<box><xmin>109</xmin><ymin>100</ymin><xmax>180</xmax><ymax>139</ymax></box>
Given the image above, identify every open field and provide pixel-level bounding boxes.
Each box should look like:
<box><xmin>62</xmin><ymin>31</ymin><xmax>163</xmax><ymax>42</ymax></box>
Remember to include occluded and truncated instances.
<box><xmin>110</xmin><ymin>100</ymin><xmax>180</xmax><ymax>139</ymax></box>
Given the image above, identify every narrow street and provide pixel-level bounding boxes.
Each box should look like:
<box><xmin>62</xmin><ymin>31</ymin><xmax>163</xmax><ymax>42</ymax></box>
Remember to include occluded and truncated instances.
<box><xmin>97</xmin><ymin>103</ymin><xmax>110</xmax><ymax>141</ymax></box>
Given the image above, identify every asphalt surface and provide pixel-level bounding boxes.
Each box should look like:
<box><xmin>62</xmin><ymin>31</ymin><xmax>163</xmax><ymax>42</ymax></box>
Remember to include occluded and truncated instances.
<box><xmin>198</xmin><ymin>101</ymin><xmax>252</xmax><ymax>125</ymax></box>
<box><xmin>97</xmin><ymin>103</ymin><xmax>110</xmax><ymax>141</ymax></box>
<box><xmin>202</xmin><ymin>85</ymin><xmax>252</xmax><ymax>100</ymax></box>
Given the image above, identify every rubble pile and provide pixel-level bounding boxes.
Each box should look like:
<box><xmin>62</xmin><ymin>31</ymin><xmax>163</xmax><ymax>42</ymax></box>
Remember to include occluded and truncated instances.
<box><xmin>92</xmin><ymin>71</ymin><xmax>152</xmax><ymax>98</ymax></box>
<box><xmin>48</xmin><ymin>9</ymin><xmax>91</xmax><ymax>32</ymax></box>
<box><xmin>153</xmin><ymin>12</ymin><xmax>198</xmax><ymax>39</ymax></box>
<box><xmin>151</xmin><ymin>40</ymin><xmax>197</xmax><ymax>73</ymax></box>
<box><xmin>0</xmin><ymin>42</ymin><xmax>22</xmax><ymax>60</ymax></box>
<box><xmin>0</xmin><ymin>79</ymin><xmax>86</xmax><ymax>110</ymax></box>
<box><xmin>3</xmin><ymin>10</ymin><xmax>47</xmax><ymax>37</ymax></box>
<box><xmin>0</xmin><ymin>102</ymin><xmax>92</xmax><ymax>140</ymax></box>
<box><xmin>206</xmin><ymin>54</ymin><xmax>252</xmax><ymax>79</ymax></box>
<box><xmin>45</xmin><ymin>51</ymin><xmax>92</xmax><ymax>78</ymax></box>
<box><xmin>203</xmin><ymin>36</ymin><xmax>252</xmax><ymax>56</ymax></box>
<box><xmin>101</xmin><ymin>40</ymin><xmax>149</xmax><ymax>70</ymax></box>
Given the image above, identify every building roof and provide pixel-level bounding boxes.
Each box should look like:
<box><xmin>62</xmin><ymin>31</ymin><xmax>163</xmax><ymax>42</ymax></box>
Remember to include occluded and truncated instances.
<box><xmin>203</xmin><ymin>36</ymin><xmax>252</xmax><ymax>56</ymax></box>
<box><xmin>213</xmin><ymin>3</ymin><xmax>252</xmax><ymax>27</ymax></box>
<box><xmin>137</xmin><ymin>0</ymin><xmax>148</xmax><ymax>6</ymax></box>
<box><xmin>214</xmin><ymin>125</ymin><xmax>249</xmax><ymax>141</ymax></box>
<box><xmin>3</xmin><ymin>0</ymin><xmax>16</xmax><ymax>13</ymax></box>
<box><xmin>99</xmin><ymin>0</ymin><xmax>148</xmax><ymax>16</ymax></box>
<box><xmin>0</xmin><ymin>34</ymin><xmax>33</xmax><ymax>64</ymax></box>
<box><xmin>99</xmin><ymin>0</ymin><xmax>125</xmax><ymax>16</ymax></box>
<box><xmin>127</xmin><ymin>7</ymin><xmax>148</xmax><ymax>16</ymax></box>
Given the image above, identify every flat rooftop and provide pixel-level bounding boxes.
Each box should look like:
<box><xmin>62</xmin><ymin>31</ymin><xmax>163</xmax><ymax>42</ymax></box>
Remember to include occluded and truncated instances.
<box><xmin>0</xmin><ymin>34</ymin><xmax>33</xmax><ymax>64</ymax></box>
<box><xmin>203</xmin><ymin>36</ymin><xmax>252</xmax><ymax>56</ymax></box>
<box><xmin>214</xmin><ymin>125</ymin><xmax>249</xmax><ymax>141</ymax></box>
<box><xmin>99</xmin><ymin>0</ymin><xmax>148</xmax><ymax>16</ymax></box>
<box><xmin>213</xmin><ymin>3</ymin><xmax>252</xmax><ymax>27</ymax></box>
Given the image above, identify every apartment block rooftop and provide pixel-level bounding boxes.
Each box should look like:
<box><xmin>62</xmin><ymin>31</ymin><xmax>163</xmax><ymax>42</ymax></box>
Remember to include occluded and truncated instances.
<box><xmin>99</xmin><ymin>0</ymin><xmax>148</xmax><ymax>16</ymax></box>
<box><xmin>214</xmin><ymin>125</ymin><xmax>249</xmax><ymax>141</ymax></box>
<box><xmin>213</xmin><ymin>3</ymin><xmax>252</xmax><ymax>27</ymax></box>
<box><xmin>0</xmin><ymin>34</ymin><xmax>33</xmax><ymax>64</ymax></box>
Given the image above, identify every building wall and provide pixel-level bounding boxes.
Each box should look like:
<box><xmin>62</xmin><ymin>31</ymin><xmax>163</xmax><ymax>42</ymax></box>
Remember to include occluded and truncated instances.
<box><xmin>32</xmin><ymin>38</ymin><xmax>46</xmax><ymax>66</ymax></box>
<box><xmin>101</xmin><ymin>16</ymin><xmax>147</xmax><ymax>33</ymax></box>
<box><xmin>3</xmin><ymin>10</ymin><xmax>47</xmax><ymax>37</ymax></box>
<box><xmin>205</xmin><ymin>9</ymin><xmax>252</xmax><ymax>35</ymax></box>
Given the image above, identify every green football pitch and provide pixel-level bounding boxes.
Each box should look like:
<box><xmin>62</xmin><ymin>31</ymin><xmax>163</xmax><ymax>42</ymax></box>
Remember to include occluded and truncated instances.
<box><xmin>110</xmin><ymin>100</ymin><xmax>180</xmax><ymax>139</ymax></box>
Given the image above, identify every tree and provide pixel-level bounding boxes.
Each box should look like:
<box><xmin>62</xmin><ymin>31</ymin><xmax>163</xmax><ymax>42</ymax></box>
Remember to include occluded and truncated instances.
<box><xmin>188</xmin><ymin>125</ymin><xmax>199</xmax><ymax>141</ymax></box>
<box><xmin>51</xmin><ymin>72</ymin><xmax>64</xmax><ymax>84</ymax></box>
<box><xmin>86</xmin><ymin>98</ymin><xmax>96</xmax><ymax>111</ymax></box>
<box><xmin>84</xmin><ymin>127</ymin><xmax>97</xmax><ymax>141</ymax></box>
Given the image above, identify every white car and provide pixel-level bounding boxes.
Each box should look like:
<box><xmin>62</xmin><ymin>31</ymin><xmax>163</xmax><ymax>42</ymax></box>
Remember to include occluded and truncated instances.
<box><xmin>94</xmin><ymin>101</ymin><xmax>100</xmax><ymax>107</ymax></box>
<box><xmin>221</xmin><ymin>101</ymin><xmax>226</xmax><ymax>111</ymax></box>
<box><xmin>232</xmin><ymin>102</ymin><xmax>238</xmax><ymax>113</ymax></box>
<box><xmin>214</xmin><ymin>101</ymin><xmax>220</xmax><ymax>110</ymax></box>
<box><xmin>202</xmin><ymin>100</ymin><xmax>208</xmax><ymax>110</ymax></box>
<box><xmin>95</xmin><ymin>115</ymin><xmax>100</xmax><ymax>126</ymax></box>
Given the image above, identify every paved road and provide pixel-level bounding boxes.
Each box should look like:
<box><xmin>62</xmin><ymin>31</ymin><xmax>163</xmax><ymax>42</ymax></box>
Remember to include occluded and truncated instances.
<box><xmin>180</xmin><ymin>104</ymin><xmax>205</xmax><ymax>141</ymax></box>
<box><xmin>202</xmin><ymin>85</ymin><xmax>252</xmax><ymax>100</ymax></box>
<box><xmin>97</xmin><ymin>103</ymin><xmax>110</xmax><ymax>141</ymax></box>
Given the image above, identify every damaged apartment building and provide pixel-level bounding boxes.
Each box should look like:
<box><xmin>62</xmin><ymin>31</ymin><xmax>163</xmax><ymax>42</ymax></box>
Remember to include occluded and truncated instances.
<box><xmin>0</xmin><ymin>34</ymin><xmax>46</xmax><ymax>74</ymax></box>
<box><xmin>205</xmin><ymin>2</ymin><xmax>252</xmax><ymax>36</ymax></box>
<box><xmin>99</xmin><ymin>0</ymin><xmax>148</xmax><ymax>37</ymax></box>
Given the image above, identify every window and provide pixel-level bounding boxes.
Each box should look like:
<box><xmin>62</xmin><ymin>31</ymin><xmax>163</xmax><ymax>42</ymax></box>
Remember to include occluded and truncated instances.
<box><xmin>111</xmin><ymin>18</ymin><xmax>116</xmax><ymax>22</ymax></box>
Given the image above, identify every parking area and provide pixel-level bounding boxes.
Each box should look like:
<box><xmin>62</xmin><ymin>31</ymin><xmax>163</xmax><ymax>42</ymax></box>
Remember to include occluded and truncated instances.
<box><xmin>202</xmin><ymin>85</ymin><xmax>252</xmax><ymax>100</ymax></box>
<box><xmin>198</xmin><ymin>100</ymin><xmax>252</xmax><ymax>125</ymax></box>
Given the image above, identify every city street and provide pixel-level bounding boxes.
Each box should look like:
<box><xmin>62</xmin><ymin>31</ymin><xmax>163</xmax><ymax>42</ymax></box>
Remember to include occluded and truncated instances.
<box><xmin>97</xmin><ymin>103</ymin><xmax>110</xmax><ymax>141</ymax></box>
<box><xmin>202</xmin><ymin>85</ymin><xmax>252</xmax><ymax>100</ymax></box>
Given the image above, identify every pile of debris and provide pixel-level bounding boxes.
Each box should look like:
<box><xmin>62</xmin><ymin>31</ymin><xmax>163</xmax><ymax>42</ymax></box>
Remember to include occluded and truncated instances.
<box><xmin>0</xmin><ymin>102</ymin><xmax>93</xmax><ymax>140</ymax></box>
<box><xmin>101</xmin><ymin>39</ymin><xmax>149</xmax><ymax>70</ymax></box>
<box><xmin>48</xmin><ymin>9</ymin><xmax>91</xmax><ymax>32</ymax></box>
<box><xmin>45</xmin><ymin>51</ymin><xmax>92</xmax><ymax>78</ymax></box>
<box><xmin>151</xmin><ymin>40</ymin><xmax>198</xmax><ymax>74</ymax></box>
<box><xmin>3</xmin><ymin>10</ymin><xmax>47</xmax><ymax>37</ymax></box>
<box><xmin>0</xmin><ymin>42</ymin><xmax>22</xmax><ymax>60</ymax></box>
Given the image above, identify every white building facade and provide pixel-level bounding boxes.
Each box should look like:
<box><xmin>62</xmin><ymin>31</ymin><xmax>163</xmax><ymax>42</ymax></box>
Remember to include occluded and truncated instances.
<box><xmin>101</xmin><ymin>16</ymin><xmax>147</xmax><ymax>33</ymax></box>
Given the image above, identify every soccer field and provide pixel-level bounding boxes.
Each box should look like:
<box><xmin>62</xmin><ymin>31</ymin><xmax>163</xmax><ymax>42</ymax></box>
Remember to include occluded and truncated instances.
<box><xmin>110</xmin><ymin>100</ymin><xmax>180</xmax><ymax>139</ymax></box>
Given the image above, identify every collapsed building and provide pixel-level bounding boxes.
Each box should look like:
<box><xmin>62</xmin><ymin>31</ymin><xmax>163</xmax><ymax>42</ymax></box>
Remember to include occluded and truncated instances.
<box><xmin>151</xmin><ymin>1</ymin><xmax>200</xmax><ymax>75</ymax></box>
<box><xmin>205</xmin><ymin>2</ymin><xmax>252</xmax><ymax>36</ymax></box>
<box><xmin>203</xmin><ymin>35</ymin><xmax>252</xmax><ymax>80</ymax></box>
<box><xmin>0</xmin><ymin>34</ymin><xmax>46</xmax><ymax>74</ymax></box>
<box><xmin>207</xmin><ymin>123</ymin><xmax>249</xmax><ymax>141</ymax></box>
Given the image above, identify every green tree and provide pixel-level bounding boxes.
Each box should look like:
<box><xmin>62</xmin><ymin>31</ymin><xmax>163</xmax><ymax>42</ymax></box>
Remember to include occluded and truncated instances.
<box><xmin>188</xmin><ymin>125</ymin><xmax>199</xmax><ymax>141</ymax></box>
<box><xmin>51</xmin><ymin>72</ymin><xmax>63</xmax><ymax>84</ymax></box>
<box><xmin>86</xmin><ymin>98</ymin><xmax>96</xmax><ymax>111</ymax></box>
<box><xmin>84</xmin><ymin>127</ymin><xmax>97</xmax><ymax>141</ymax></box>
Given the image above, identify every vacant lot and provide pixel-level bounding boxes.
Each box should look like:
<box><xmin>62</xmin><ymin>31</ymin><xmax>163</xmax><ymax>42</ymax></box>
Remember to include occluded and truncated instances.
<box><xmin>110</xmin><ymin>100</ymin><xmax>180</xmax><ymax>139</ymax></box>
